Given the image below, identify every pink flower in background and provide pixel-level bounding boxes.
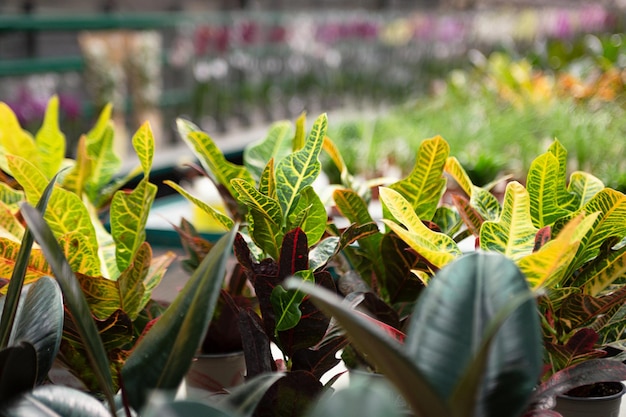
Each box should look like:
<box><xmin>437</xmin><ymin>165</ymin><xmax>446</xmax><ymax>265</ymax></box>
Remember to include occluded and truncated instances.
<box><xmin>553</xmin><ymin>10</ymin><xmax>573</xmax><ymax>39</ymax></box>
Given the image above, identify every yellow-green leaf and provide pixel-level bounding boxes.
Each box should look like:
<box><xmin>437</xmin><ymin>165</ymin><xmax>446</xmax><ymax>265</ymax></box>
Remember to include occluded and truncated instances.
<box><xmin>118</xmin><ymin>242</ymin><xmax>152</xmax><ymax>320</ymax></box>
<box><xmin>60</xmin><ymin>232</ymin><xmax>102</xmax><ymax>277</ymax></box>
<box><xmin>132</xmin><ymin>122</ymin><xmax>155</xmax><ymax>177</ymax></box>
<box><xmin>578</xmin><ymin>246</ymin><xmax>626</xmax><ymax>297</ymax></box>
<box><xmin>110</xmin><ymin>179</ymin><xmax>157</xmax><ymax>272</ymax></box>
<box><xmin>480</xmin><ymin>182</ymin><xmax>538</xmax><ymax>261</ymax></box>
<box><xmin>526</xmin><ymin>152</ymin><xmax>572</xmax><ymax>228</ymax></box>
<box><xmin>0</xmin><ymin>201</ymin><xmax>23</xmax><ymax>241</ymax></box>
<box><xmin>259</xmin><ymin>158</ymin><xmax>277</xmax><ymax>200</ymax></box>
<box><xmin>232</xmin><ymin>178</ymin><xmax>283</xmax><ymax>225</ymax></box>
<box><xmin>276</xmin><ymin>113</ymin><xmax>326</xmax><ymax>220</ymax></box>
<box><xmin>389</xmin><ymin>136</ymin><xmax>448</xmax><ymax>221</ymax></box>
<box><xmin>247</xmin><ymin>209</ymin><xmax>283</xmax><ymax>260</ymax></box>
<box><xmin>0</xmin><ymin>102</ymin><xmax>39</xmax><ymax>175</ymax></box>
<box><xmin>85</xmin><ymin>124</ymin><xmax>121</xmax><ymax>206</ymax></box>
<box><xmin>518</xmin><ymin>213</ymin><xmax>597</xmax><ymax>290</ymax></box>
<box><xmin>287</xmin><ymin>186</ymin><xmax>327</xmax><ymax>246</ymax></box>
<box><xmin>0</xmin><ymin>240</ymin><xmax>51</xmax><ymax>292</ymax></box>
<box><xmin>567</xmin><ymin>171</ymin><xmax>604</xmax><ymax>210</ymax></box>
<box><xmin>164</xmin><ymin>180</ymin><xmax>233</xmax><ymax>231</ymax></box>
<box><xmin>380</xmin><ymin>187</ymin><xmax>460</xmax><ymax>269</ymax></box>
<box><xmin>0</xmin><ymin>182</ymin><xmax>24</xmax><ymax>207</ymax></box>
<box><xmin>61</xmin><ymin>135</ymin><xmax>92</xmax><ymax>197</ymax></box>
<box><xmin>293</xmin><ymin>112</ymin><xmax>306</xmax><ymax>151</ymax></box>
<box><xmin>333</xmin><ymin>188</ymin><xmax>375</xmax><ymax>226</ymax></box>
<box><xmin>35</xmin><ymin>95</ymin><xmax>66</xmax><ymax>179</ymax></box>
<box><xmin>76</xmin><ymin>273</ymin><xmax>120</xmax><ymax>320</ymax></box>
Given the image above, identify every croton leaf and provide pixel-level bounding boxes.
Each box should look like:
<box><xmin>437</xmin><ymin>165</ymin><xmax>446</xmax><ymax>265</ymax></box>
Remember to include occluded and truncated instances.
<box><xmin>133</xmin><ymin>121</ymin><xmax>155</xmax><ymax>177</ymax></box>
<box><xmin>380</xmin><ymin>233</ymin><xmax>425</xmax><ymax>303</ymax></box>
<box><xmin>480</xmin><ymin>181</ymin><xmax>538</xmax><ymax>261</ymax></box>
<box><xmin>309</xmin><ymin>237</ymin><xmax>340</xmax><ymax>272</ymax></box>
<box><xmin>380</xmin><ymin>187</ymin><xmax>460</xmax><ymax>270</ymax></box>
<box><xmin>176</xmin><ymin>118</ymin><xmax>254</xmax><ymax>198</ymax></box>
<box><xmin>0</xmin><ymin>183</ymin><xmax>24</xmax><ymax>208</ymax></box>
<box><xmin>389</xmin><ymin>136</ymin><xmax>448</xmax><ymax>222</ymax></box>
<box><xmin>258</xmin><ymin>158</ymin><xmax>277</xmax><ymax>200</ymax></box>
<box><xmin>573</xmin><ymin>188</ymin><xmax>626</xmax><ymax>272</ymax></box>
<box><xmin>0</xmin><ymin>102</ymin><xmax>38</xmax><ymax>176</ymax></box>
<box><xmin>518</xmin><ymin>213</ymin><xmax>597</xmax><ymax>290</ymax></box>
<box><xmin>34</xmin><ymin>96</ymin><xmax>65</xmax><ymax>180</ymax></box>
<box><xmin>84</xmin><ymin>113</ymin><xmax>121</xmax><ymax>206</ymax></box>
<box><xmin>61</xmin><ymin>135</ymin><xmax>92</xmax><ymax>197</ymax></box>
<box><xmin>247</xmin><ymin>209</ymin><xmax>283</xmax><ymax>261</ymax></box>
<box><xmin>575</xmin><ymin>243</ymin><xmax>626</xmax><ymax>296</ymax></box>
<box><xmin>286</xmin><ymin>186</ymin><xmax>327</xmax><ymax>246</ymax></box>
<box><xmin>0</xmin><ymin>200</ymin><xmax>23</xmax><ymax>240</ymax></box>
<box><xmin>546</xmin><ymin>140</ymin><xmax>576</xmax><ymax>208</ymax></box>
<box><xmin>275</xmin><ymin>113</ymin><xmax>326</xmax><ymax>222</ymax></box>
<box><xmin>293</xmin><ymin>112</ymin><xmax>307</xmax><ymax>151</ymax></box>
<box><xmin>244</xmin><ymin>120</ymin><xmax>293</xmax><ymax>180</ymax></box>
<box><xmin>451</xmin><ymin>194</ymin><xmax>483</xmax><ymax>237</ymax></box>
<box><xmin>271</xmin><ymin>270</ymin><xmax>315</xmax><ymax>333</ymax></box>
<box><xmin>232</xmin><ymin>178</ymin><xmax>282</xmax><ymax>226</ymax></box>
<box><xmin>0</xmin><ymin>240</ymin><xmax>50</xmax><ymax>292</ymax></box>
<box><xmin>526</xmin><ymin>152</ymin><xmax>572</xmax><ymax>228</ymax></box>
<box><xmin>567</xmin><ymin>171</ymin><xmax>604</xmax><ymax>211</ymax></box>
<box><xmin>164</xmin><ymin>180</ymin><xmax>233</xmax><ymax>231</ymax></box>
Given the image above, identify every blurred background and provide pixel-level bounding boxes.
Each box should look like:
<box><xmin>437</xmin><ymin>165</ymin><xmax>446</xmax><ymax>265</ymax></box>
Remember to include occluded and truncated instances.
<box><xmin>1</xmin><ymin>0</ymin><xmax>626</xmax><ymax>189</ymax></box>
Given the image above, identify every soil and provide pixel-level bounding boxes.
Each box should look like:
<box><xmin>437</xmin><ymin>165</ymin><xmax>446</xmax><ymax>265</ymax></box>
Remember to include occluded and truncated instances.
<box><xmin>565</xmin><ymin>381</ymin><xmax>624</xmax><ymax>398</ymax></box>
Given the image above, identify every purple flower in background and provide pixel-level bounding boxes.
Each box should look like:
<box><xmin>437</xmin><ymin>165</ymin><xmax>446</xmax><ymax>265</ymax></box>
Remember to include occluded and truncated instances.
<box><xmin>316</xmin><ymin>23</ymin><xmax>341</xmax><ymax>44</ymax></box>
<box><xmin>354</xmin><ymin>21</ymin><xmax>378</xmax><ymax>39</ymax></box>
<box><xmin>579</xmin><ymin>5</ymin><xmax>611</xmax><ymax>33</ymax></box>
<box><xmin>238</xmin><ymin>20</ymin><xmax>258</xmax><ymax>45</ymax></box>
<box><xmin>58</xmin><ymin>93</ymin><xmax>81</xmax><ymax>120</ymax></box>
<box><xmin>553</xmin><ymin>10</ymin><xmax>573</xmax><ymax>39</ymax></box>
<box><xmin>6</xmin><ymin>88</ymin><xmax>46</xmax><ymax>126</ymax></box>
<box><xmin>436</xmin><ymin>17</ymin><xmax>466</xmax><ymax>43</ymax></box>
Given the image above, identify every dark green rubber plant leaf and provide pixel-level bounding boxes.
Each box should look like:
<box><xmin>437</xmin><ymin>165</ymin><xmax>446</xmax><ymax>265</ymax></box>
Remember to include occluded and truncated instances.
<box><xmin>0</xmin><ymin>385</ymin><xmax>111</xmax><ymax>417</ymax></box>
<box><xmin>20</xmin><ymin>203</ymin><xmax>117</xmax><ymax>415</ymax></box>
<box><xmin>284</xmin><ymin>277</ymin><xmax>450</xmax><ymax>417</ymax></box>
<box><xmin>0</xmin><ymin>342</ymin><xmax>37</xmax><ymax>404</ymax></box>
<box><xmin>0</xmin><ymin>277</ymin><xmax>63</xmax><ymax>385</ymax></box>
<box><xmin>405</xmin><ymin>252</ymin><xmax>542</xmax><ymax>417</ymax></box>
<box><xmin>121</xmin><ymin>226</ymin><xmax>237</xmax><ymax>411</ymax></box>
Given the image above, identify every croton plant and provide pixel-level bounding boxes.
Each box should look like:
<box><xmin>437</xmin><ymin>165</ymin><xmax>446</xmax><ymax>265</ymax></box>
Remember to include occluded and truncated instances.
<box><xmin>0</xmin><ymin>96</ymin><xmax>175</xmax><ymax>392</ymax></box>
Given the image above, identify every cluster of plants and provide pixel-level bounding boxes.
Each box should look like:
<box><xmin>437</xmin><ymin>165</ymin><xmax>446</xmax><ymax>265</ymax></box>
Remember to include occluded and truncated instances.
<box><xmin>3</xmin><ymin>97</ymin><xmax>626</xmax><ymax>417</ymax></box>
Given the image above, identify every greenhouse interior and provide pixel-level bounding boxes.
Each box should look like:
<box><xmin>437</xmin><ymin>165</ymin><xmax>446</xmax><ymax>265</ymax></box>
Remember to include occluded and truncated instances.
<box><xmin>3</xmin><ymin>1</ymin><xmax>626</xmax><ymax>417</ymax></box>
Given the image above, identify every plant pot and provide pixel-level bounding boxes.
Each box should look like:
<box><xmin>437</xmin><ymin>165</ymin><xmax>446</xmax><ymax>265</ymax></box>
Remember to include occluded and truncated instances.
<box><xmin>553</xmin><ymin>382</ymin><xmax>625</xmax><ymax>417</ymax></box>
<box><xmin>183</xmin><ymin>351</ymin><xmax>246</xmax><ymax>398</ymax></box>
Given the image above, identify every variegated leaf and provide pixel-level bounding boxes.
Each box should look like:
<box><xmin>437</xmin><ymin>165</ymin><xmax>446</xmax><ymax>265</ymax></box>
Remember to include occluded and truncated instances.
<box><xmin>176</xmin><ymin>119</ymin><xmax>254</xmax><ymax>197</ymax></box>
<box><xmin>380</xmin><ymin>187</ymin><xmax>460</xmax><ymax>269</ymax></box>
<box><xmin>0</xmin><ymin>182</ymin><xmax>24</xmax><ymax>207</ymax></box>
<box><xmin>247</xmin><ymin>209</ymin><xmax>283</xmax><ymax>260</ymax></box>
<box><xmin>0</xmin><ymin>200</ymin><xmax>23</xmax><ymax>241</ymax></box>
<box><xmin>470</xmin><ymin>186</ymin><xmax>502</xmax><ymax>222</ymax></box>
<box><xmin>547</xmin><ymin>140</ymin><xmax>576</xmax><ymax>208</ymax></box>
<box><xmin>293</xmin><ymin>112</ymin><xmax>307</xmax><ymax>151</ymax></box>
<box><xmin>286</xmin><ymin>185</ymin><xmax>327</xmax><ymax>246</ymax></box>
<box><xmin>85</xmin><ymin>113</ymin><xmax>120</xmax><ymax>205</ymax></box>
<box><xmin>576</xmin><ymin>244</ymin><xmax>626</xmax><ymax>296</ymax></box>
<box><xmin>596</xmin><ymin>304</ymin><xmax>626</xmax><ymax>348</ymax></box>
<box><xmin>34</xmin><ymin>96</ymin><xmax>66</xmax><ymax>179</ymax></box>
<box><xmin>60</xmin><ymin>232</ymin><xmax>102</xmax><ymax>277</ymax></box>
<box><xmin>432</xmin><ymin>206</ymin><xmax>462</xmax><ymax>237</ymax></box>
<box><xmin>576</xmin><ymin>188</ymin><xmax>626</xmax><ymax>269</ymax></box>
<box><xmin>480</xmin><ymin>181</ymin><xmax>538</xmax><ymax>261</ymax></box>
<box><xmin>0</xmin><ymin>240</ymin><xmax>51</xmax><ymax>292</ymax></box>
<box><xmin>276</xmin><ymin>113</ymin><xmax>326</xmax><ymax>220</ymax></box>
<box><xmin>333</xmin><ymin>188</ymin><xmax>375</xmax><ymax>225</ymax></box>
<box><xmin>389</xmin><ymin>135</ymin><xmax>448</xmax><ymax>221</ymax></box>
<box><xmin>309</xmin><ymin>237</ymin><xmax>340</xmax><ymax>271</ymax></box>
<box><xmin>0</xmin><ymin>102</ymin><xmax>39</xmax><ymax>175</ymax></box>
<box><xmin>140</xmin><ymin>250</ymin><xmax>176</xmax><ymax>310</ymax></box>
<box><xmin>259</xmin><ymin>158</ymin><xmax>277</xmax><ymax>200</ymax></box>
<box><xmin>61</xmin><ymin>135</ymin><xmax>92</xmax><ymax>197</ymax></box>
<box><xmin>451</xmin><ymin>194</ymin><xmax>483</xmax><ymax>236</ymax></box>
<box><xmin>232</xmin><ymin>178</ymin><xmax>283</xmax><ymax>226</ymax></box>
<box><xmin>526</xmin><ymin>152</ymin><xmax>572</xmax><ymax>228</ymax></box>
<box><xmin>110</xmin><ymin>179</ymin><xmax>157</xmax><ymax>272</ymax></box>
<box><xmin>164</xmin><ymin>180</ymin><xmax>233</xmax><ymax>231</ymax></box>
<box><xmin>75</xmin><ymin>273</ymin><xmax>120</xmax><ymax>320</ymax></box>
<box><xmin>244</xmin><ymin>120</ymin><xmax>292</xmax><ymax>180</ymax></box>
<box><xmin>567</xmin><ymin>171</ymin><xmax>604</xmax><ymax>210</ymax></box>
<box><xmin>118</xmin><ymin>242</ymin><xmax>152</xmax><ymax>320</ymax></box>
<box><xmin>133</xmin><ymin>122</ymin><xmax>155</xmax><ymax>177</ymax></box>
<box><xmin>518</xmin><ymin>213</ymin><xmax>596</xmax><ymax>290</ymax></box>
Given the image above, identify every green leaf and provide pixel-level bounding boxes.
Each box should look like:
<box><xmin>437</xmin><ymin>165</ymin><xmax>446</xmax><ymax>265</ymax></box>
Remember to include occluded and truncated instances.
<box><xmin>133</xmin><ymin>122</ymin><xmax>155</xmax><ymax>177</ymax></box>
<box><xmin>389</xmin><ymin>136</ymin><xmax>448</xmax><ymax>222</ymax></box>
<box><xmin>110</xmin><ymin>179</ymin><xmax>157</xmax><ymax>272</ymax></box>
<box><xmin>164</xmin><ymin>180</ymin><xmax>233</xmax><ymax>231</ymax></box>
<box><xmin>0</xmin><ymin>342</ymin><xmax>37</xmax><ymax>404</ymax></box>
<box><xmin>518</xmin><ymin>213</ymin><xmax>597</xmax><ymax>290</ymax></box>
<box><xmin>0</xmin><ymin>385</ymin><xmax>111</xmax><ymax>417</ymax></box>
<box><xmin>547</xmin><ymin>139</ymin><xmax>576</xmax><ymax>208</ymax></box>
<box><xmin>309</xmin><ymin>237</ymin><xmax>340</xmax><ymax>271</ymax></box>
<box><xmin>244</xmin><ymin>120</ymin><xmax>293</xmax><ymax>180</ymax></box>
<box><xmin>118</xmin><ymin>242</ymin><xmax>152</xmax><ymax>320</ymax></box>
<box><xmin>247</xmin><ymin>209</ymin><xmax>283</xmax><ymax>260</ymax></box>
<box><xmin>406</xmin><ymin>252</ymin><xmax>542</xmax><ymax>417</ymax></box>
<box><xmin>0</xmin><ymin>102</ymin><xmax>38</xmax><ymax>176</ymax></box>
<box><xmin>276</xmin><ymin>113</ymin><xmax>327</xmax><ymax>222</ymax></box>
<box><xmin>3</xmin><ymin>277</ymin><xmax>63</xmax><ymax>384</ymax></box>
<box><xmin>7</xmin><ymin>155</ymin><xmax>101</xmax><ymax>274</ymax></box>
<box><xmin>577</xmin><ymin>244</ymin><xmax>626</xmax><ymax>296</ymax></box>
<box><xmin>61</xmin><ymin>135</ymin><xmax>91</xmax><ymax>197</ymax></box>
<box><xmin>284</xmin><ymin>277</ymin><xmax>451</xmax><ymax>417</ymax></box>
<box><xmin>380</xmin><ymin>187</ymin><xmax>460</xmax><ymax>269</ymax></box>
<box><xmin>444</xmin><ymin>157</ymin><xmax>500</xmax><ymax>221</ymax></box>
<box><xmin>34</xmin><ymin>96</ymin><xmax>66</xmax><ymax>179</ymax></box>
<box><xmin>0</xmin><ymin>183</ymin><xmax>24</xmax><ymax>207</ymax></box>
<box><xmin>85</xmin><ymin>122</ymin><xmax>120</xmax><ymax>207</ymax></box>
<box><xmin>293</xmin><ymin>112</ymin><xmax>307</xmax><ymax>151</ymax></box>
<box><xmin>526</xmin><ymin>152</ymin><xmax>572</xmax><ymax>228</ymax></box>
<box><xmin>567</xmin><ymin>171</ymin><xmax>604</xmax><ymax>210</ymax></box>
<box><xmin>480</xmin><ymin>181</ymin><xmax>538</xmax><ymax>261</ymax></box>
<box><xmin>20</xmin><ymin>204</ymin><xmax>116</xmax><ymax>414</ymax></box>
<box><xmin>258</xmin><ymin>158</ymin><xmax>277</xmax><ymax>200</ymax></box>
<box><xmin>272</xmin><ymin>270</ymin><xmax>314</xmax><ymax>332</ymax></box>
<box><xmin>286</xmin><ymin>186</ymin><xmax>327</xmax><ymax>246</ymax></box>
<box><xmin>121</xmin><ymin>226</ymin><xmax>237</xmax><ymax>411</ymax></box>
<box><xmin>232</xmin><ymin>178</ymin><xmax>283</xmax><ymax>225</ymax></box>
<box><xmin>176</xmin><ymin>118</ymin><xmax>254</xmax><ymax>197</ymax></box>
